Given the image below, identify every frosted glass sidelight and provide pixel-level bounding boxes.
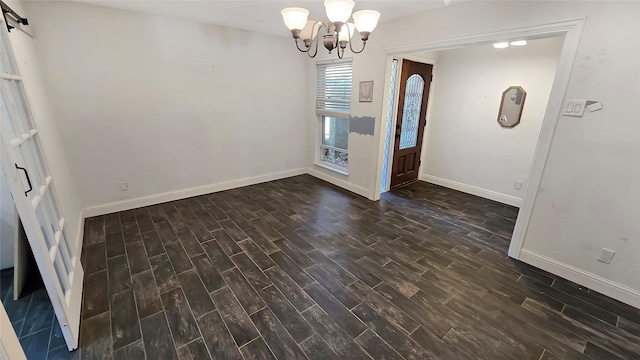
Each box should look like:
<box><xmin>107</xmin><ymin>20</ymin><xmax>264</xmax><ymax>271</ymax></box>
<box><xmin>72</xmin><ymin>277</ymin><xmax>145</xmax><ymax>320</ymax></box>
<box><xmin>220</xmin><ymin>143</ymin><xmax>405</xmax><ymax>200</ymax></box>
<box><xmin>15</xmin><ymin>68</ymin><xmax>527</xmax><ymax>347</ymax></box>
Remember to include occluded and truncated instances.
<box><xmin>399</xmin><ymin>74</ymin><xmax>424</xmax><ymax>150</ymax></box>
<box><xmin>381</xmin><ymin>59</ymin><xmax>399</xmax><ymax>191</ymax></box>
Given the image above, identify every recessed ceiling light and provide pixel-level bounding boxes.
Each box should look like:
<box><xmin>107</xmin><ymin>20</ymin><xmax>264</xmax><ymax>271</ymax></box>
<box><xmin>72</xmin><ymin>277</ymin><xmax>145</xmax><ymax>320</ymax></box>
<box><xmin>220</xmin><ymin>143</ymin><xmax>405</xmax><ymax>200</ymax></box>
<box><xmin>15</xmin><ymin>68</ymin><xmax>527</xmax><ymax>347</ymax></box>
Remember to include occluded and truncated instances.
<box><xmin>510</xmin><ymin>40</ymin><xmax>527</xmax><ymax>46</ymax></box>
<box><xmin>493</xmin><ymin>42</ymin><xmax>509</xmax><ymax>49</ymax></box>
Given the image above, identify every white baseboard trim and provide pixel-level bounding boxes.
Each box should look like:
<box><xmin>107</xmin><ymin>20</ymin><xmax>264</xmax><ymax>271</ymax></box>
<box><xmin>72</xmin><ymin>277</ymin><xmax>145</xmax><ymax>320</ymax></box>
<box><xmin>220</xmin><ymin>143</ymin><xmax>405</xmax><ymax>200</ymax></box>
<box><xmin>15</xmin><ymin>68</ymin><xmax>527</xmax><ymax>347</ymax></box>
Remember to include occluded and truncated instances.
<box><xmin>83</xmin><ymin>168</ymin><xmax>307</xmax><ymax>217</ymax></box>
<box><xmin>419</xmin><ymin>174</ymin><xmax>522</xmax><ymax>207</ymax></box>
<box><xmin>307</xmin><ymin>167</ymin><xmax>370</xmax><ymax>198</ymax></box>
<box><xmin>519</xmin><ymin>249</ymin><xmax>640</xmax><ymax>309</ymax></box>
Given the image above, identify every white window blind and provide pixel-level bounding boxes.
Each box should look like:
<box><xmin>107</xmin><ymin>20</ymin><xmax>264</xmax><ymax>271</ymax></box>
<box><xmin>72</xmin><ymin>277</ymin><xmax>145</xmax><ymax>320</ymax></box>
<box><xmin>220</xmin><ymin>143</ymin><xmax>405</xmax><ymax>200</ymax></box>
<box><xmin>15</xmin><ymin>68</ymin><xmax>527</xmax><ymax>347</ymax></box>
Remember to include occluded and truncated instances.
<box><xmin>316</xmin><ymin>59</ymin><xmax>353</xmax><ymax>115</ymax></box>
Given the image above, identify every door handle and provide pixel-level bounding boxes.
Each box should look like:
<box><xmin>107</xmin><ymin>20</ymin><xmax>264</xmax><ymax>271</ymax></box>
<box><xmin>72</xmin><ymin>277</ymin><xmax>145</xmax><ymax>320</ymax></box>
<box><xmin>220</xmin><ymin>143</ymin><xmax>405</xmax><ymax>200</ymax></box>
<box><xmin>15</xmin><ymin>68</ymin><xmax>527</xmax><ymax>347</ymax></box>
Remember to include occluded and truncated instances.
<box><xmin>15</xmin><ymin>163</ymin><xmax>33</xmax><ymax>196</ymax></box>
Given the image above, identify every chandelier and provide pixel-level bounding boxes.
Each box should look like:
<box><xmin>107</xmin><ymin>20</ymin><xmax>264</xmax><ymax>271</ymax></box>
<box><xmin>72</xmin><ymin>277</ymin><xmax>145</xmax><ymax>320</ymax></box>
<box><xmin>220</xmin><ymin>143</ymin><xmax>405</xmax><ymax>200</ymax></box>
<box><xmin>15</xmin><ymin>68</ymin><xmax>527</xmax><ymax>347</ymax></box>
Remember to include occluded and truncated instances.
<box><xmin>281</xmin><ymin>0</ymin><xmax>380</xmax><ymax>59</ymax></box>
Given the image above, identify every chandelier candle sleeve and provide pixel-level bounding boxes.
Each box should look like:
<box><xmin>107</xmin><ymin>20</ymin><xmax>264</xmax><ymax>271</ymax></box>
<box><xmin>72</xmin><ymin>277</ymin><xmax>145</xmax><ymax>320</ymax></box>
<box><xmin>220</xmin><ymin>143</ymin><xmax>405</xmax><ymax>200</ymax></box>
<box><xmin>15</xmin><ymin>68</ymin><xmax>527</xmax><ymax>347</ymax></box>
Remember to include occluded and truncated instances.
<box><xmin>281</xmin><ymin>0</ymin><xmax>380</xmax><ymax>59</ymax></box>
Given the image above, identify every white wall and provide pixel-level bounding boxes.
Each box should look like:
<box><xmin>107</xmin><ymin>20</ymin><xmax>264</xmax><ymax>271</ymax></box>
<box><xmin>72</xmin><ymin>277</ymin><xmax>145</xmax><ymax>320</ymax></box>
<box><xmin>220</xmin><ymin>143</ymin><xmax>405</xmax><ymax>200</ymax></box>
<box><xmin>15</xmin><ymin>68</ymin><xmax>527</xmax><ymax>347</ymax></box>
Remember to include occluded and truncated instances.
<box><xmin>0</xmin><ymin>170</ymin><xmax>14</xmax><ymax>269</ymax></box>
<box><xmin>306</xmin><ymin>1</ymin><xmax>640</xmax><ymax>306</ymax></box>
<box><xmin>23</xmin><ymin>1</ymin><xmax>308</xmax><ymax>212</ymax></box>
<box><xmin>2</xmin><ymin>0</ymin><xmax>84</xmax><ymax>252</ymax></box>
<box><xmin>420</xmin><ymin>37</ymin><xmax>563</xmax><ymax>206</ymax></box>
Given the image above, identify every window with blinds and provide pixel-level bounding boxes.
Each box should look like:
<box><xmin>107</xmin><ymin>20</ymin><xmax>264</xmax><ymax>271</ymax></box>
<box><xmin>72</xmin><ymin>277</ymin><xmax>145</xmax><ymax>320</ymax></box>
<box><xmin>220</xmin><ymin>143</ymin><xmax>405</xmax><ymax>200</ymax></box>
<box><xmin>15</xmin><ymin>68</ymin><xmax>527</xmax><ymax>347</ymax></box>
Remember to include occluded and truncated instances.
<box><xmin>316</xmin><ymin>59</ymin><xmax>352</xmax><ymax>169</ymax></box>
<box><xmin>316</xmin><ymin>59</ymin><xmax>353</xmax><ymax>115</ymax></box>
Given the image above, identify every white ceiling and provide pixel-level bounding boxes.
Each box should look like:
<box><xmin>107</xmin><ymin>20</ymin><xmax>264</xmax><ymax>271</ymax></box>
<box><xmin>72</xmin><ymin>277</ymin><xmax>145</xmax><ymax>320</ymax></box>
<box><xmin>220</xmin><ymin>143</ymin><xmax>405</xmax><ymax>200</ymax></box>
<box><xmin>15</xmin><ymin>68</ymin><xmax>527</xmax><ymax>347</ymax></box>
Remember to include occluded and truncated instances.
<box><xmin>69</xmin><ymin>0</ymin><xmax>448</xmax><ymax>37</ymax></box>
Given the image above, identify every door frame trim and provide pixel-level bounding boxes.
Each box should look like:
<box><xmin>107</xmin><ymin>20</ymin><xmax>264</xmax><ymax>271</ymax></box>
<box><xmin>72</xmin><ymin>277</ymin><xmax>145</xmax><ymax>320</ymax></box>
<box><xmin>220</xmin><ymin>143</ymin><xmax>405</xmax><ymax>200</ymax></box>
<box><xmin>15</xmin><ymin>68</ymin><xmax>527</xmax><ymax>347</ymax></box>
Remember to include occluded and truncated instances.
<box><xmin>370</xmin><ymin>19</ymin><xmax>586</xmax><ymax>261</ymax></box>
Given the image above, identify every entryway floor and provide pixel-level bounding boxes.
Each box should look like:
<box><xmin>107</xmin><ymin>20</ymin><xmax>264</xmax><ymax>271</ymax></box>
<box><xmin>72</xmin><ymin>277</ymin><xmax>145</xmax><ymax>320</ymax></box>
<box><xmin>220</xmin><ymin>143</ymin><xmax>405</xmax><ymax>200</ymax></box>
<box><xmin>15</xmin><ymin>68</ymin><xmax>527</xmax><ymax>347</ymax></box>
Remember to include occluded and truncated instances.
<box><xmin>1</xmin><ymin>268</ymin><xmax>67</xmax><ymax>360</ymax></box>
<box><xmin>71</xmin><ymin>174</ymin><xmax>639</xmax><ymax>359</ymax></box>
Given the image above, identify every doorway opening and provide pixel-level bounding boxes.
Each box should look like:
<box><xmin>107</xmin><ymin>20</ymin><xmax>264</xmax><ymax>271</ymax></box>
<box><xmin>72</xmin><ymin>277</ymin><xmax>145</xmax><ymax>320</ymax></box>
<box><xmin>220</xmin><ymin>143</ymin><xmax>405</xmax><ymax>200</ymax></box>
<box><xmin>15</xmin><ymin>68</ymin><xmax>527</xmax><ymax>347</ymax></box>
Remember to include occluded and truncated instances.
<box><xmin>373</xmin><ymin>19</ymin><xmax>585</xmax><ymax>259</ymax></box>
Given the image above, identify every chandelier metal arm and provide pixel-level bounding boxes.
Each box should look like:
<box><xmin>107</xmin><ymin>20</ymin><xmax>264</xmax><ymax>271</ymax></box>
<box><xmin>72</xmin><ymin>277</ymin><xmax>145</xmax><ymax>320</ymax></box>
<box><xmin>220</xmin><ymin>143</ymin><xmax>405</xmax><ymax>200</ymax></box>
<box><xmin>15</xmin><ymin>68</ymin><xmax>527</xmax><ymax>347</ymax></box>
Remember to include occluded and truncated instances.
<box><xmin>348</xmin><ymin>39</ymin><xmax>367</xmax><ymax>54</ymax></box>
<box><xmin>346</xmin><ymin>23</ymin><xmax>367</xmax><ymax>54</ymax></box>
<box><xmin>293</xmin><ymin>21</ymin><xmax>325</xmax><ymax>58</ymax></box>
<box><xmin>295</xmin><ymin>39</ymin><xmax>310</xmax><ymax>53</ymax></box>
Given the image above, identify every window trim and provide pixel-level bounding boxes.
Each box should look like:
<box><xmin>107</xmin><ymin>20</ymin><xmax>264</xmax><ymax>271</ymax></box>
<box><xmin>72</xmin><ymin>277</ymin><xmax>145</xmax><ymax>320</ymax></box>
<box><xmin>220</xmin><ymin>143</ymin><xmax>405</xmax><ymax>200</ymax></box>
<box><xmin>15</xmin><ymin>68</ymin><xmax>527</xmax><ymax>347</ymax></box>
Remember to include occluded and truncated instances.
<box><xmin>316</xmin><ymin>58</ymin><xmax>352</xmax><ymax>170</ymax></box>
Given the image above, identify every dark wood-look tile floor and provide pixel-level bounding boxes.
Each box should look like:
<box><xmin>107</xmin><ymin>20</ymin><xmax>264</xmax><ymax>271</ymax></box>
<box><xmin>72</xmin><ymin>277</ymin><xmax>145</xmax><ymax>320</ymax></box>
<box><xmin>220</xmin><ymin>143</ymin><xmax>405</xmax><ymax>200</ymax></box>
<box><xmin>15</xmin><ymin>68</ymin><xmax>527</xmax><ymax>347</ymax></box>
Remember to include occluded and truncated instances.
<box><xmin>73</xmin><ymin>175</ymin><xmax>640</xmax><ymax>360</ymax></box>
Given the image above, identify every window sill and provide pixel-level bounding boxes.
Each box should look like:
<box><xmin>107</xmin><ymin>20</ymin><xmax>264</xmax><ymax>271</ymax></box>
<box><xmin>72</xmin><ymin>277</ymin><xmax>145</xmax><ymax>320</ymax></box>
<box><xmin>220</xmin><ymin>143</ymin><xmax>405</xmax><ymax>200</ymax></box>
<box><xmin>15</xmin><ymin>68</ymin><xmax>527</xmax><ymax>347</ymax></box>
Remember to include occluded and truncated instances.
<box><xmin>314</xmin><ymin>161</ymin><xmax>349</xmax><ymax>176</ymax></box>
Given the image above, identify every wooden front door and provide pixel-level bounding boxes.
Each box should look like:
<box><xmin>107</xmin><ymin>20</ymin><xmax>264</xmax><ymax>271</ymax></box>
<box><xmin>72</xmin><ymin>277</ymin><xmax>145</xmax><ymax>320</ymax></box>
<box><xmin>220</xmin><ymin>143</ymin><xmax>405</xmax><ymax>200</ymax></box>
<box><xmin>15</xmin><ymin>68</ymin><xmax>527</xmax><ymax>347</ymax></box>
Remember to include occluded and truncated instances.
<box><xmin>390</xmin><ymin>60</ymin><xmax>433</xmax><ymax>188</ymax></box>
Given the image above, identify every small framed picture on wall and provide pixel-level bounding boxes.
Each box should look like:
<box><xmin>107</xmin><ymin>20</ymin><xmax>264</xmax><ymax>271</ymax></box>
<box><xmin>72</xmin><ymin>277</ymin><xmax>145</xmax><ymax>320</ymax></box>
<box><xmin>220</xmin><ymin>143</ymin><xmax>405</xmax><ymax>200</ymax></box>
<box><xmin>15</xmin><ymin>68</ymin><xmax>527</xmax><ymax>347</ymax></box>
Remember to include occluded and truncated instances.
<box><xmin>359</xmin><ymin>80</ymin><xmax>373</xmax><ymax>102</ymax></box>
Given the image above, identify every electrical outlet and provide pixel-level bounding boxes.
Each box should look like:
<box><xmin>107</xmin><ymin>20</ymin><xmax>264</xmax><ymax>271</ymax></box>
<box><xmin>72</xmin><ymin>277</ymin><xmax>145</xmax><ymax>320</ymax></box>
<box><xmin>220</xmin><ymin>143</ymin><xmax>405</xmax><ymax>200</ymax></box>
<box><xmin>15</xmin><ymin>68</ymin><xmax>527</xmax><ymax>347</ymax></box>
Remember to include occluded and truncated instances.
<box><xmin>119</xmin><ymin>181</ymin><xmax>128</xmax><ymax>191</ymax></box>
<box><xmin>598</xmin><ymin>248</ymin><xmax>615</xmax><ymax>264</ymax></box>
<box><xmin>514</xmin><ymin>181</ymin><xmax>523</xmax><ymax>190</ymax></box>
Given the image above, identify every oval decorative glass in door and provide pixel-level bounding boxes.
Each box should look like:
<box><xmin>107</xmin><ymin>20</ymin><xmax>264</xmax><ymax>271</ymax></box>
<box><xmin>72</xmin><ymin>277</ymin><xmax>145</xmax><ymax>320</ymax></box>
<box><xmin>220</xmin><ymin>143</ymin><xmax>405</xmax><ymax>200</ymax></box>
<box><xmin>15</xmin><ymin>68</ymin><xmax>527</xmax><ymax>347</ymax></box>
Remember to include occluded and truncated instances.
<box><xmin>399</xmin><ymin>74</ymin><xmax>425</xmax><ymax>150</ymax></box>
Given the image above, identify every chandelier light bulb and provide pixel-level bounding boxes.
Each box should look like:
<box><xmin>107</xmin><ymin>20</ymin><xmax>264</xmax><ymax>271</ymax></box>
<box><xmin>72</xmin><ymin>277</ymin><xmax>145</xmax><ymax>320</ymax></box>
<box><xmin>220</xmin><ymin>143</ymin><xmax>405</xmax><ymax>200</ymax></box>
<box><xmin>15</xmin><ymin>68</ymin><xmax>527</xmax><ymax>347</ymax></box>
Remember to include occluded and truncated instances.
<box><xmin>338</xmin><ymin>22</ymin><xmax>355</xmax><ymax>42</ymax></box>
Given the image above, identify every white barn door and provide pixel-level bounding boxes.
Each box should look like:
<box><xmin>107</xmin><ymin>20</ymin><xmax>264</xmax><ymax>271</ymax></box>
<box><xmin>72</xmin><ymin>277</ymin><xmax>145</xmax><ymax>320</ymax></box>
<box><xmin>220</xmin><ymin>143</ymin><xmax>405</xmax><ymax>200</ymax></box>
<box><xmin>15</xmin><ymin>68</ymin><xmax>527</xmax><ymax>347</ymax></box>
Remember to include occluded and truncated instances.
<box><xmin>0</xmin><ymin>20</ymin><xmax>83</xmax><ymax>350</ymax></box>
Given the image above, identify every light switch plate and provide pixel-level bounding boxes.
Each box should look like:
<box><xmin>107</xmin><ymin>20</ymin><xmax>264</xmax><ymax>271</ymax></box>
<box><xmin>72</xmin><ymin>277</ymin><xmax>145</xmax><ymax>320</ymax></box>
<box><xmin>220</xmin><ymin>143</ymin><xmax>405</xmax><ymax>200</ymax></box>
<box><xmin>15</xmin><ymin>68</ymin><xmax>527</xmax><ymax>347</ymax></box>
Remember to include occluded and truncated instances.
<box><xmin>563</xmin><ymin>99</ymin><xmax>587</xmax><ymax>117</ymax></box>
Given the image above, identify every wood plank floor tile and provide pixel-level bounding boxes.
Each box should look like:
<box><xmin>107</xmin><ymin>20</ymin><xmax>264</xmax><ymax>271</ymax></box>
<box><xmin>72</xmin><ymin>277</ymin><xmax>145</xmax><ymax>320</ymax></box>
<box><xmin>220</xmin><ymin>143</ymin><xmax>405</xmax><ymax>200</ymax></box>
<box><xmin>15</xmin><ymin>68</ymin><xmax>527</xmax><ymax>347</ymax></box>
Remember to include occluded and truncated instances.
<box><xmin>258</xmin><ymin>285</ymin><xmax>314</xmax><ymax>344</ymax></box>
<box><xmin>176</xmin><ymin>338</ymin><xmax>210</xmax><ymax>360</ymax></box>
<box><xmin>110</xmin><ymin>289</ymin><xmax>141</xmax><ymax>350</ymax></box>
<box><xmin>250</xmin><ymin>308</ymin><xmax>308</xmax><ymax>360</ymax></box>
<box><xmin>80</xmin><ymin>312</ymin><xmax>112</xmax><ymax>360</ymax></box>
<box><xmin>132</xmin><ymin>270</ymin><xmax>163</xmax><ymax>319</ymax></box>
<box><xmin>304</xmin><ymin>283</ymin><xmax>366</xmax><ymax>339</ymax></box>
<box><xmin>82</xmin><ymin>270</ymin><xmax>109</xmax><ymax>319</ymax></box>
<box><xmin>175</xmin><ymin>230</ymin><xmax>205</xmax><ymax>258</ymax></box>
<box><xmin>238</xmin><ymin>239</ymin><xmax>276</xmax><ymax>271</ymax></box>
<box><xmin>221</xmin><ymin>268</ymin><xmax>266</xmax><ymax>315</ymax></box>
<box><xmin>212</xmin><ymin>287</ymin><xmax>259</xmax><ymax>347</ymax></box>
<box><xmin>140</xmin><ymin>312</ymin><xmax>178</xmax><ymax>360</ymax></box>
<box><xmin>112</xmin><ymin>339</ymin><xmax>145</xmax><ymax>360</ymax></box>
<box><xmin>301</xmin><ymin>307</ymin><xmax>371</xmax><ymax>359</ymax></box>
<box><xmin>355</xmin><ymin>330</ymin><xmax>404</xmax><ymax>360</ymax></box>
<box><xmin>264</xmin><ymin>267</ymin><xmax>315</xmax><ymax>312</ymax></box>
<box><xmin>231</xmin><ymin>253</ymin><xmax>272</xmax><ymax>291</ymax></box>
<box><xmin>160</xmin><ymin>288</ymin><xmax>200</xmax><ymax>348</ymax></box>
<box><xmin>239</xmin><ymin>338</ymin><xmax>276</xmax><ymax>360</ymax></box>
<box><xmin>107</xmin><ymin>255</ymin><xmax>132</xmax><ymax>295</ymax></box>
<box><xmin>149</xmin><ymin>254</ymin><xmax>179</xmax><ymax>294</ymax></box>
<box><xmin>212</xmin><ymin>228</ymin><xmax>243</xmax><ymax>255</ymax></box>
<box><xmin>191</xmin><ymin>254</ymin><xmax>225</xmax><ymax>293</ymax></box>
<box><xmin>141</xmin><ymin>230</ymin><xmax>165</xmax><ymax>258</ymax></box>
<box><xmin>299</xmin><ymin>333</ymin><xmax>341</xmax><ymax>360</ymax></box>
<box><xmin>164</xmin><ymin>242</ymin><xmax>194</xmax><ymax>274</ymax></box>
<box><xmin>307</xmin><ymin>265</ymin><xmax>360</xmax><ymax>309</ymax></box>
<box><xmin>125</xmin><ymin>241</ymin><xmax>151</xmax><ymax>275</ymax></box>
<box><xmin>197</xmin><ymin>311</ymin><xmax>243</xmax><ymax>360</ymax></box>
<box><xmin>201</xmin><ymin>240</ymin><xmax>235</xmax><ymax>272</ymax></box>
<box><xmin>269</xmin><ymin>251</ymin><xmax>314</xmax><ymax>288</ymax></box>
<box><xmin>177</xmin><ymin>270</ymin><xmax>215</xmax><ymax>318</ymax></box>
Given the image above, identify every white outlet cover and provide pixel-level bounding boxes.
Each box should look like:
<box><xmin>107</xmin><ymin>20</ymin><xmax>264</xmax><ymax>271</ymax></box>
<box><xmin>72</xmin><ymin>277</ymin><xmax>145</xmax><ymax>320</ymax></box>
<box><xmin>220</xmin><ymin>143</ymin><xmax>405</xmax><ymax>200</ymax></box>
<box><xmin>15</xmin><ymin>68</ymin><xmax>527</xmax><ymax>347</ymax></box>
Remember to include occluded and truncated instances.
<box><xmin>598</xmin><ymin>248</ymin><xmax>615</xmax><ymax>264</ymax></box>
